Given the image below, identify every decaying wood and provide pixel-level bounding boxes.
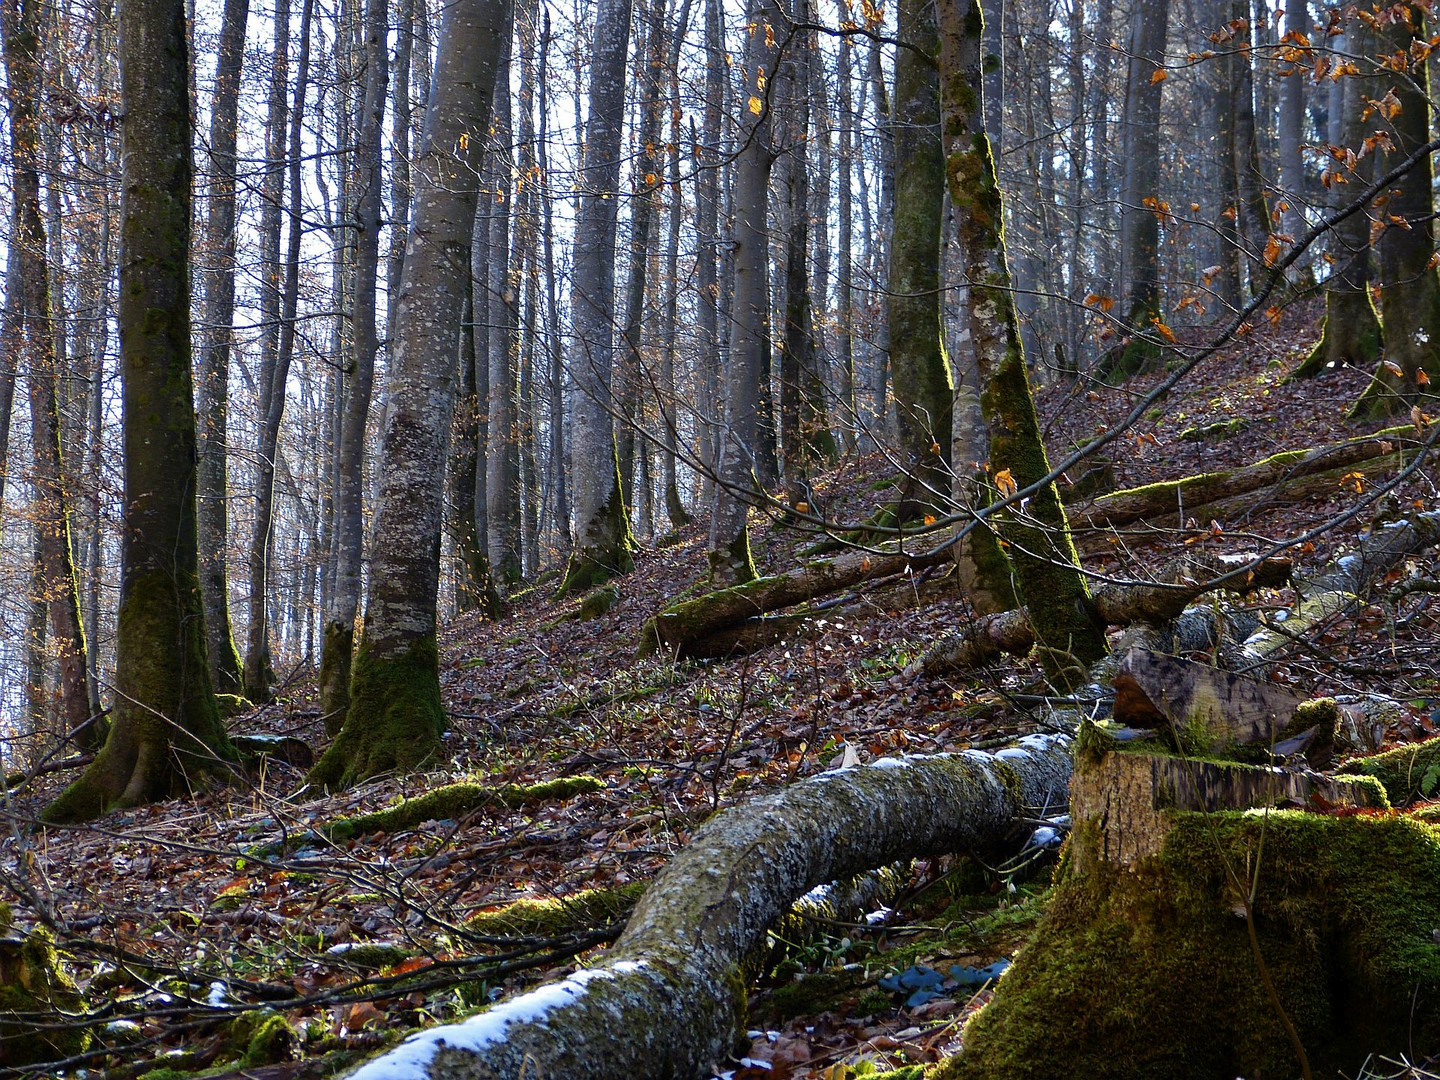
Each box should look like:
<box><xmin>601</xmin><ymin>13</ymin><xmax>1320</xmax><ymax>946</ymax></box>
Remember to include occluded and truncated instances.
<box><xmin>911</xmin><ymin>555</ymin><xmax>1291</xmax><ymax>677</ymax></box>
<box><xmin>341</xmin><ymin>735</ymin><xmax>1073</xmax><ymax>1080</ymax></box>
<box><xmin>640</xmin><ymin>544</ymin><xmax>950</xmax><ymax>658</ymax></box>
<box><xmin>1071</xmin><ymin>425</ymin><xmax>1417</xmax><ymax>533</ymax></box>
<box><xmin>1069</xmin><ymin>746</ymin><xmax>1384</xmax><ymax>873</ymax></box>
<box><xmin>1113</xmin><ymin>648</ymin><xmax>1333</xmax><ymax>766</ymax></box>
<box><xmin>1242</xmin><ymin>511</ymin><xmax>1440</xmax><ymax>660</ymax></box>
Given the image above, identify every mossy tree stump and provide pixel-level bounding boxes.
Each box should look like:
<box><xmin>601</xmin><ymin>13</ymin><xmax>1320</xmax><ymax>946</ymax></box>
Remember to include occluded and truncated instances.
<box><xmin>945</xmin><ymin>732</ymin><xmax>1440</xmax><ymax>1080</ymax></box>
<box><xmin>0</xmin><ymin>928</ymin><xmax>89</xmax><ymax>1067</ymax></box>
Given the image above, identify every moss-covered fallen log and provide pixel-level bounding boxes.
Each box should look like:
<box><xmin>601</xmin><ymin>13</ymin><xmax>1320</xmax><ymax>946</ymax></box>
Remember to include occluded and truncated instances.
<box><xmin>1344</xmin><ymin>733</ymin><xmax>1440</xmax><ymax>805</ymax></box>
<box><xmin>1241</xmin><ymin>511</ymin><xmax>1440</xmax><ymax>660</ymax></box>
<box><xmin>257</xmin><ymin>777</ymin><xmax>605</xmax><ymax>854</ymax></box>
<box><xmin>911</xmin><ymin>557</ymin><xmax>1291</xmax><ymax>677</ymax></box>
<box><xmin>340</xmin><ymin>735</ymin><xmax>1073</xmax><ymax>1080</ymax></box>
<box><xmin>1071</xmin><ymin>425</ymin><xmax>1416</xmax><ymax>533</ymax></box>
<box><xmin>639</xmin><ymin>544</ymin><xmax>950</xmax><ymax>658</ymax></box>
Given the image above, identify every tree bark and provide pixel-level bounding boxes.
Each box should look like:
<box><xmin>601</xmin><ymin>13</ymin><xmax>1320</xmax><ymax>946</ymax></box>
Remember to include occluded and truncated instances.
<box><xmin>192</xmin><ymin>0</ymin><xmax>248</xmax><ymax>696</ymax></box>
<box><xmin>1296</xmin><ymin>21</ymin><xmax>1382</xmax><ymax>380</ymax></box>
<box><xmin>1354</xmin><ymin>2</ymin><xmax>1440</xmax><ymax>417</ymax></box>
<box><xmin>44</xmin><ymin>0</ymin><xmax>236</xmax><ymax>822</ymax></box>
<box><xmin>308</xmin><ymin>0</ymin><xmax>508</xmax><ymax>791</ymax></box>
<box><xmin>317</xmin><ymin>0</ymin><xmax>388</xmax><ymax>730</ymax></box>
<box><xmin>487</xmin><ymin>29</ymin><xmax>523</xmax><ymax>587</ymax></box>
<box><xmin>558</xmin><ymin>0</ymin><xmax>639</xmax><ymax>598</ymax></box>
<box><xmin>938</xmin><ymin>0</ymin><xmax>1106</xmax><ymax>690</ymax></box>
<box><xmin>710</xmin><ymin>0</ymin><xmax>780</xmax><ymax>586</ymax></box>
<box><xmin>2</xmin><ymin>0</ymin><xmax>96</xmax><ymax>749</ymax></box>
<box><xmin>340</xmin><ymin>735</ymin><xmax>1073</xmax><ymax>1080</ymax></box>
<box><xmin>243</xmin><ymin>0</ymin><xmax>314</xmax><ymax>704</ymax></box>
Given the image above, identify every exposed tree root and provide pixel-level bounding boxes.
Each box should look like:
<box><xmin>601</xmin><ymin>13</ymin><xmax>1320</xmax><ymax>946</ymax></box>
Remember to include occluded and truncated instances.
<box><xmin>340</xmin><ymin>735</ymin><xmax>1073</xmax><ymax>1080</ymax></box>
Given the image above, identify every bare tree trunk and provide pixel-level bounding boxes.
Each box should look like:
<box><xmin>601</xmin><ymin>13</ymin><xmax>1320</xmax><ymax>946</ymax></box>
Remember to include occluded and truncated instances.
<box><xmin>558</xmin><ymin>0</ymin><xmax>639</xmax><ymax>597</ymax></box>
<box><xmin>1295</xmin><ymin>20</ymin><xmax>1382</xmax><ymax>380</ymax></box>
<box><xmin>835</xmin><ymin>8</ymin><xmax>858</xmax><ymax>450</ymax></box>
<box><xmin>1105</xmin><ymin>0</ymin><xmax>1170</xmax><ymax>380</ymax></box>
<box><xmin>243</xmin><ymin>0</ymin><xmax>314</xmax><ymax>703</ymax></box>
<box><xmin>192</xmin><ymin>0</ymin><xmax>249</xmax><ymax>696</ymax></box>
<box><xmin>886</xmin><ymin>0</ymin><xmax>951</xmax><ymax>515</ymax></box>
<box><xmin>318</xmin><ymin>0</ymin><xmax>388</xmax><ymax>730</ymax></box>
<box><xmin>709</xmin><ymin>0</ymin><xmax>779</xmax><ymax>586</ymax></box>
<box><xmin>692</xmin><ymin>0</ymin><xmax>724</xmax><ymax>495</ymax></box>
<box><xmin>537</xmin><ymin>17</ymin><xmax>569</xmax><ymax>550</ymax></box>
<box><xmin>1354</xmin><ymin>3</ymin><xmax>1440</xmax><ymax>417</ymax></box>
<box><xmin>939</xmin><ymin>0</ymin><xmax>1106</xmax><ymax>690</ymax></box>
<box><xmin>308</xmin><ymin>0</ymin><xmax>508</xmax><ymax>791</ymax></box>
<box><xmin>486</xmin><ymin>29</ymin><xmax>523</xmax><ymax>586</ymax></box>
<box><xmin>45</xmin><ymin>0</ymin><xmax>236</xmax><ymax>822</ymax></box>
<box><xmin>388</xmin><ymin>0</ymin><xmax>415</xmax><ymax>338</ymax></box>
<box><xmin>2</xmin><ymin>0</ymin><xmax>95</xmax><ymax>747</ymax></box>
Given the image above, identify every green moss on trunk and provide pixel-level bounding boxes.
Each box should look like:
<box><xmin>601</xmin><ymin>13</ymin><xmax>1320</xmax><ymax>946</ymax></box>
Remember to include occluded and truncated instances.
<box><xmin>318</xmin><ymin>619</ymin><xmax>353</xmax><ymax>737</ymax></box>
<box><xmin>558</xmin><ymin>480</ymin><xmax>636</xmax><ymax>600</ymax></box>
<box><xmin>708</xmin><ymin>528</ymin><xmax>757</xmax><ymax>588</ymax></box>
<box><xmin>464</xmin><ymin>881</ymin><xmax>647</xmax><ymax>938</ymax></box>
<box><xmin>1293</xmin><ymin>286</ymin><xmax>1383</xmax><ymax>381</ymax></box>
<box><xmin>307</xmin><ymin>634</ymin><xmax>445</xmax><ymax>791</ymax></box>
<box><xmin>940</xmin><ymin>811</ymin><xmax>1440</xmax><ymax>1080</ymax></box>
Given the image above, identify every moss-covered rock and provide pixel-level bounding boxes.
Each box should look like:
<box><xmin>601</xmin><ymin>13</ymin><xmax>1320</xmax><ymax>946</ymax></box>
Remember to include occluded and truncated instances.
<box><xmin>571</xmin><ymin>584</ymin><xmax>620</xmax><ymax>622</ymax></box>
<box><xmin>1344</xmin><ymin>734</ymin><xmax>1440</xmax><ymax>805</ymax></box>
<box><xmin>231</xmin><ymin>1010</ymin><xmax>296</xmax><ymax>1066</ymax></box>
<box><xmin>0</xmin><ymin>927</ymin><xmax>90</xmax><ymax>1067</ymax></box>
<box><xmin>938</xmin><ymin>810</ymin><xmax>1440</xmax><ymax>1080</ymax></box>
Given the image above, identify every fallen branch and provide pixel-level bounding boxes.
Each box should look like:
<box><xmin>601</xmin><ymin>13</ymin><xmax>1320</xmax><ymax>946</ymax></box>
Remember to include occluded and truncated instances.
<box><xmin>1071</xmin><ymin>425</ymin><xmax>1416</xmax><ymax>533</ymax></box>
<box><xmin>639</xmin><ymin>544</ymin><xmax>950</xmax><ymax>659</ymax></box>
<box><xmin>342</xmin><ymin>735</ymin><xmax>1073</xmax><ymax>1080</ymax></box>
<box><xmin>911</xmin><ymin>556</ymin><xmax>1292</xmax><ymax>677</ymax></box>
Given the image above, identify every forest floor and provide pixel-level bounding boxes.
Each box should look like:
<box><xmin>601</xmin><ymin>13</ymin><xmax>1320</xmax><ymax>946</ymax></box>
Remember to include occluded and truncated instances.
<box><xmin>7</xmin><ymin>299</ymin><xmax>1440</xmax><ymax>1079</ymax></box>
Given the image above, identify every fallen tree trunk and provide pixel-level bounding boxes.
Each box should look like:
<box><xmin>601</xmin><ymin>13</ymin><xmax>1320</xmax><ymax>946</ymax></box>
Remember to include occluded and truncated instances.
<box><xmin>1071</xmin><ymin>425</ymin><xmax>1416</xmax><ymax>533</ymax></box>
<box><xmin>1241</xmin><ymin>510</ymin><xmax>1440</xmax><ymax>660</ymax></box>
<box><xmin>343</xmin><ymin>734</ymin><xmax>1073</xmax><ymax>1080</ymax></box>
<box><xmin>911</xmin><ymin>556</ymin><xmax>1292</xmax><ymax>677</ymax></box>
<box><xmin>639</xmin><ymin>544</ymin><xmax>950</xmax><ymax>658</ymax></box>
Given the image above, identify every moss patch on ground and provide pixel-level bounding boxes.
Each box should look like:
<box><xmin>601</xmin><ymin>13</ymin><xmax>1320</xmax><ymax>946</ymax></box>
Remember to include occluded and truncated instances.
<box><xmin>936</xmin><ymin>809</ymin><xmax>1440</xmax><ymax>1080</ymax></box>
<box><xmin>0</xmin><ymin>927</ymin><xmax>90</xmax><ymax>1067</ymax></box>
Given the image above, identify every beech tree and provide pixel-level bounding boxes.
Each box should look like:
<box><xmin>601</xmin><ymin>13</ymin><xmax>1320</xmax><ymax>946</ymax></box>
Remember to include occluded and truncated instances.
<box><xmin>44</xmin><ymin>0</ymin><xmax>236</xmax><ymax>822</ymax></box>
<box><xmin>558</xmin><ymin>0</ymin><xmax>639</xmax><ymax>597</ymax></box>
<box><xmin>309</xmin><ymin>0</ymin><xmax>509</xmax><ymax>790</ymax></box>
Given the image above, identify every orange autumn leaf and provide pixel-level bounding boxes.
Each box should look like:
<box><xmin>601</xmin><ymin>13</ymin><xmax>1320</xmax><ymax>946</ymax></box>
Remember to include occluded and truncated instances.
<box><xmin>994</xmin><ymin>468</ymin><xmax>1018</xmax><ymax>497</ymax></box>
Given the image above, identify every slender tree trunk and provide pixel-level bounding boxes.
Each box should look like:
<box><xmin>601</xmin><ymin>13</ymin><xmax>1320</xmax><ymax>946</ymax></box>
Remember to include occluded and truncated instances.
<box><xmin>308</xmin><ymin>0</ymin><xmax>508</xmax><ymax>791</ymax></box>
<box><xmin>45</xmin><ymin>0</ymin><xmax>236</xmax><ymax>822</ymax></box>
<box><xmin>1104</xmin><ymin>0</ymin><xmax>1170</xmax><ymax>379</ymax></box>
<box><xmin>537</xmin><ymin>17</ymin><xmax>569</xmax><ymax>550</ymax></box>
<box><xmin>192</xmin><ymin>0</ymin><xmax>248</xmax><ymax>696</ymax></box>
<box><xmin>317</xmin><ymin>0</ymin><xmax>387</xmax><ymax>730</ymax></box>
<box><xmin>1354</xmin><ymin>1</ymin><xmax>1440</xmax><ymax>417</ymax></box>
<box><xmin>450</xmin><ymin>292</ymin><xmax>502</xmax><ymax>615</ymax></box>
<box><xmin>887</xmin><ymin>0</ymin><xmax>951</xmax><ymax>515</ymax></box>
<box><xmin>692</xmin><ymin>0</ymin><xmax>724</xmax><ymax>496</ymax></box>
<box><xmin>3</xmin><ymin>0</ymin><xmax>95</xmax><ymax>748</ymax></box>
<box><xmin>487</xmin><ymin>29</ymin><xmax>523</xmax><ymax>586</ymax></box>
<box><xmin>1229</xmin><ymin>0</ymin><xmax>1270</xmax><ymax>294</ymax></box>
<box><xmin>709</xmin><ymin>0</ymin><xmax>780</xmax><ymax>586</ymax></box>
<box><xmin>658</xmin><ymin>0</ymin><xmax>695</xmax><ymax>529</ymax></box>
<box><xmin>938</xmin><ymin>0</ymin><xmax>1106</xmax><ymax>691</ymax></box>
<box><xmin>1296</xmin><ymin>21</ymin><xmax>1382</xmax><ymax>380</ymax></box>
<box><xmin>558</xmin><ymin>0</ymin><xmax>639</xmax><ymax>598</ymax></box>
<box><xmin>388</xmin><ymin>0</ymin><xmax>415</xmax><ymax>338</ymax></box>
<box><xmin>243</xmin><ymin>0</ymin><xmax>314</xmax><ymax>703</ymax></box>
<box><xmin>835</xmin><ymin>10</ymin><xmax>858</xmax><ymax>451</ymax></box>
<box><xmin>1276</xmin><ymin>0</ymin><xmax>1307</xmax><ymax>261</ymax></box>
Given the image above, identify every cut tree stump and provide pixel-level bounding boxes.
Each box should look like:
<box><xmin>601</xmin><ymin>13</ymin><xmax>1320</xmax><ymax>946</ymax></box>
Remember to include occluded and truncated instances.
<box><xmin>1112</xmin><ymin>648</ymin><xmax>1335</xmax><ymax>766</ymax></box>
<box><xmin>1067</xmin><ymin>738</ymin><xmax>1384</xmax><ymax>873</ymax></box>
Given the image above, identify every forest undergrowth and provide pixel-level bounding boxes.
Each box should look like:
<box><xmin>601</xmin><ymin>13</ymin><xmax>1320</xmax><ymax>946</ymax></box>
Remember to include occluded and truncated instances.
<box><xmin>5</xmin><ymin>299</ymin><xmax>1440</xmax><ymax>1079</ymax></box>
